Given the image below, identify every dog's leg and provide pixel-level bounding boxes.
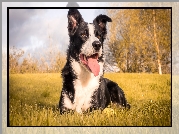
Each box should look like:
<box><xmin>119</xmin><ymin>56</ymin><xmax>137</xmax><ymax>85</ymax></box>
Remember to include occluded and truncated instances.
<box><xmin>59</xmin><ymin>91</ymin><xmax>71</xmax><ymax>114</ymax></box>
<box><xmin>59</xmin><ymin>63</ymin><xmax>75</xmax><ymax>114</ymax></box>
<box><xmin>59</xmin><ymin>91</ymin><xmax>67</xmax><ymax>114</ymax></box>
<box><xmin>104</xmin><ymin>78</ymin><xmax>130</xmax><ymax>109</ymax></box>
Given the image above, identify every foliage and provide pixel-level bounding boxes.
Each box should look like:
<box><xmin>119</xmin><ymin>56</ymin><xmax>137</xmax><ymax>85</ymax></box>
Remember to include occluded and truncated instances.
<box><xmin>54</xmin><ymin>52</ymin><xmax>66</xmax><ymax>73</ymax></box>
<box><xmin>9</xmin><ymin>46</ymin><xmax>24</xmax><ymax>73</ymax></box>
<box><xmin>106</xmin><ymin>9</ymin><xmax>171</xmax><ymax>74</ymax></box>
<box><xmin>20</xmin><ymin>54</ymin><xmax>39</xmax><ymax>74</ymax></box>
<box><xmin>9</xmin><ymin>46</ymin><xmax>66</xmax><ymax>74</ymax></box>
<box><xmin>9</xmin><ymin>73</ymin><xmax>171</xmax><ymax>126</ymax></box>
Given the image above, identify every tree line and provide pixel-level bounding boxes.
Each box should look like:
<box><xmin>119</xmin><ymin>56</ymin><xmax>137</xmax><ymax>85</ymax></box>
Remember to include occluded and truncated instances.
<box><xmin>106</xmin><ymin>9</ymin><xmax>171</xmax><ymax>74</ymax></box>
<box><xmin>9</xmin><ymin>45</ymin><xmax>66</xmax><ymax>74</ymax></box>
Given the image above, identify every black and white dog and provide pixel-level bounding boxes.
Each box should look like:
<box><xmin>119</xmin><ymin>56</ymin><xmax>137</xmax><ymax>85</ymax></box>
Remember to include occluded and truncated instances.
<box><xmin>59</xmin><ymin>9</ymin><xmax>130</xmax><ymax>114</ymax></box>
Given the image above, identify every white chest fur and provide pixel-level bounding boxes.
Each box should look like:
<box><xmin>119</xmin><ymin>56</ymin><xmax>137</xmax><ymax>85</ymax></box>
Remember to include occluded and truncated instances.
<box><xmin>63</xmin><ymin>57</ymin><xmax>103</xmax><ymax>113</ymax></box>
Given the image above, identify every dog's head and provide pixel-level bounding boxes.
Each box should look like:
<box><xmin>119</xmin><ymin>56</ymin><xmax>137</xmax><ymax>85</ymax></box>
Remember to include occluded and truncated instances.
<box><xmin>67</xmin><ymin>9</ymin><xmax>112</xmax><ymax>76</ymax></box>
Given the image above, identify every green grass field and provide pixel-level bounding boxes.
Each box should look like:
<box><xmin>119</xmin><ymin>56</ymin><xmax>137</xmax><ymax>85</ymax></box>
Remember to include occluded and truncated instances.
<box><xmin>9</xmin><ymin>73</ymin><xmax>171</xmax><ymax>126</ymax></box>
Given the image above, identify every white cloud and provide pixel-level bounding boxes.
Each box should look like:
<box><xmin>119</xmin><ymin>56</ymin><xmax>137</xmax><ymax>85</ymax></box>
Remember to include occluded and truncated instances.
<box><xmin>3</xmin><ymin>2</ymin><xmax>106</xmax><ymax>58</ymax></box>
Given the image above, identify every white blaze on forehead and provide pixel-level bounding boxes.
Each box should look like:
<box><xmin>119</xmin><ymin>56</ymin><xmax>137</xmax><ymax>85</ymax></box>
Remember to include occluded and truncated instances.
<box><xmin>80</xmin><ymin>24</ymin><xmax>102</xmax><ymax>57</ymax></box>
<box><xmin>88</xmin><ymin>24</ymin><xmax>97</xmax><ymax>39</ymax></box>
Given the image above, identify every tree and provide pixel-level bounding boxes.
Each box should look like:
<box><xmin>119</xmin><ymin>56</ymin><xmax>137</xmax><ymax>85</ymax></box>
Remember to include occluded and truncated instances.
<box><xmin>106</xmin><ymin>9</ymin><xmax>171</xmax><ymax>74</ymax></box>
<box><xmin>54</xmin><ymin>52</ymin><xmax>66</xmax><ymax>73</ymax></box>
<box><xmin>20</xmin><ymin>58</ymin><xmax>29</xmax><ymax>73</ymax></box>
<box><xmin>20</xmin><ymin>54</ymin><xmax>39</xmax><ymax>73</ymax></box>
<box><xmin>9</xmin><ymin>46</ymin><xmax>24</xmax><ymax>73</ymax></box>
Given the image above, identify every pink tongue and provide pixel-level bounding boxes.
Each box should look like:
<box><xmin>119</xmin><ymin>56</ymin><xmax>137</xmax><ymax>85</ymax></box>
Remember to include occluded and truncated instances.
<box><xmin>87</xmin><ymin>57</ymin><xmax>100</xmax><ymax>76</ymax></box>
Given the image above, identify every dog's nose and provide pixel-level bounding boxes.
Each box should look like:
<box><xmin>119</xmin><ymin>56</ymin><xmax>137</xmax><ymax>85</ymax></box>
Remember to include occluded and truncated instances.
<box><xmin>92</xmin><ymin>41</ymin><xmax>101</xmax><ymax>51</ymax></box>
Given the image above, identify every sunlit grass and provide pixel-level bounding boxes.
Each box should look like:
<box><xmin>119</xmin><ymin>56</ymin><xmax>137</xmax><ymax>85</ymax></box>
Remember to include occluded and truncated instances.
<box><xmin>9</xmin><ymin>73</ymin><xmax>171</xmax><ymax>126</ymax></box>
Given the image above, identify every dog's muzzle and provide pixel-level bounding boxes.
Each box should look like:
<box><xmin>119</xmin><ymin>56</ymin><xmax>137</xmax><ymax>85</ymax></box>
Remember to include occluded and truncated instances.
<box><xmin>92</xmin><ymin>41</ymin><xmax>101</xmax><ymax>51</ymax></box>
<box><xmin>80</xmin><ymin>53</ymin><xmax>100</xmax><ymax>77</ymax></box>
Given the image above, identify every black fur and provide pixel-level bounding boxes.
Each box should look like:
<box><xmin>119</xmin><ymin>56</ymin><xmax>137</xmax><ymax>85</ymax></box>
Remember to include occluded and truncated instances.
<box><xmin>59</xmin><ymin>9</ymin><xmax>130</xmax><ymax>114</ymax></box>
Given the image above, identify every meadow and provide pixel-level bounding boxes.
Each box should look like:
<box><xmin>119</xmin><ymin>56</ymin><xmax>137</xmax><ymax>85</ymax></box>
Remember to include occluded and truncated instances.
<box><xmin>9</xmin><ymin>73</ymin><xmax>171</xmax><ymax>126</ymax></box>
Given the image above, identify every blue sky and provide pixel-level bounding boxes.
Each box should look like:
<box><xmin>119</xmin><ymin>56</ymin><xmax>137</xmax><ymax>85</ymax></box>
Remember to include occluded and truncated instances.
<box><xmin>3</xmin><ymin>2</ymin><xmax>108</xmax><ymax>56</ymax></box>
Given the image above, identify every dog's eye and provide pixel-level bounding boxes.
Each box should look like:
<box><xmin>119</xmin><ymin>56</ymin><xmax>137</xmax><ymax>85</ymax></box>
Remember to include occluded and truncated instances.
<box><xmin>95</xmin><ymin>31</ymin><xmax>101</xmax><ymax>39</ymax></box>
<box><xmin>80</xmin><ymin>30</ymin><xmax>88</xmax><ymax>38</ymax></box>
<box><xmin>81</xmin><ymin>33</ymin><xmax>87</xmax><ymax>38</ymax></box>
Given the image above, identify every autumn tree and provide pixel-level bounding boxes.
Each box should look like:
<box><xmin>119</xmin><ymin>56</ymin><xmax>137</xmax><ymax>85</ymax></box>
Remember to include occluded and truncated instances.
<box><xmin>9</xmin><ymin>46</ymin><xmax>24</xmax><ymax>73</ymax></box>
<box><xmin>20</xmin><ymin>54</ymin><xmax>39</xmax><ymax>73</ymax></box>
<box><xmin>106</xmin><ymin>9</ymin><xmax>171</xmax><ymax>74</ymax></box>
<box><xmin>142</xmin><ymin>9</ymin><xmax>171</xmax><ymax>74</ymax></box>
<box><xmin>54</xmin><ymin>52</ymin><xmax>66</xmax><ymax>73</ymax></box>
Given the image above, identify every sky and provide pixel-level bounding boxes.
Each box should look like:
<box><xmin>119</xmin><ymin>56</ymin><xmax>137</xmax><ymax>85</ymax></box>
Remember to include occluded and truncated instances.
<box><xmin>3</xmin><ymin>2</ymin><xmax>107</xmax><ymax>57</ymax></box>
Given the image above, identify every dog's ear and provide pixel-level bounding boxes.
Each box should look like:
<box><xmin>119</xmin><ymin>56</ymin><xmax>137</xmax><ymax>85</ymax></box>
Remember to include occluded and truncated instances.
<box><xmin>93</xmin><ymin>15</ymin><xmax>112</xmax><ymax>42</ymax></box>
<box><xmin>67</xmin><ymin>9</ymin><xmax>84</xmax><ymax>36</ymax></box>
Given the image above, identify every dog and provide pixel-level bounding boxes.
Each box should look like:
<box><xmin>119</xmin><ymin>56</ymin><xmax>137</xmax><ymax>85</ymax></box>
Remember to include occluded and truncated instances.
<box><xmin>59</xmin><ymin>9</ymin><xmax>130</xmax><ymax>114</ymax></box>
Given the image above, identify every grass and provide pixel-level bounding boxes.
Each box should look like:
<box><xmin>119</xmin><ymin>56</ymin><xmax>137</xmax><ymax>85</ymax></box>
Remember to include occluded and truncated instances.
<box><xmin>9</xmin><ymin>73</ymin><xmax>171</xmax><ymax>126</ymax></box>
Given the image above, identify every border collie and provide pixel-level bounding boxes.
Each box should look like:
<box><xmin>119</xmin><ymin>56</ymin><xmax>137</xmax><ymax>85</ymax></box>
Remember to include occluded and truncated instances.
<box><xmin>59</xmin><ymin>9</ymin><xmax>130</xmax><ymax>114</ymax></box>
